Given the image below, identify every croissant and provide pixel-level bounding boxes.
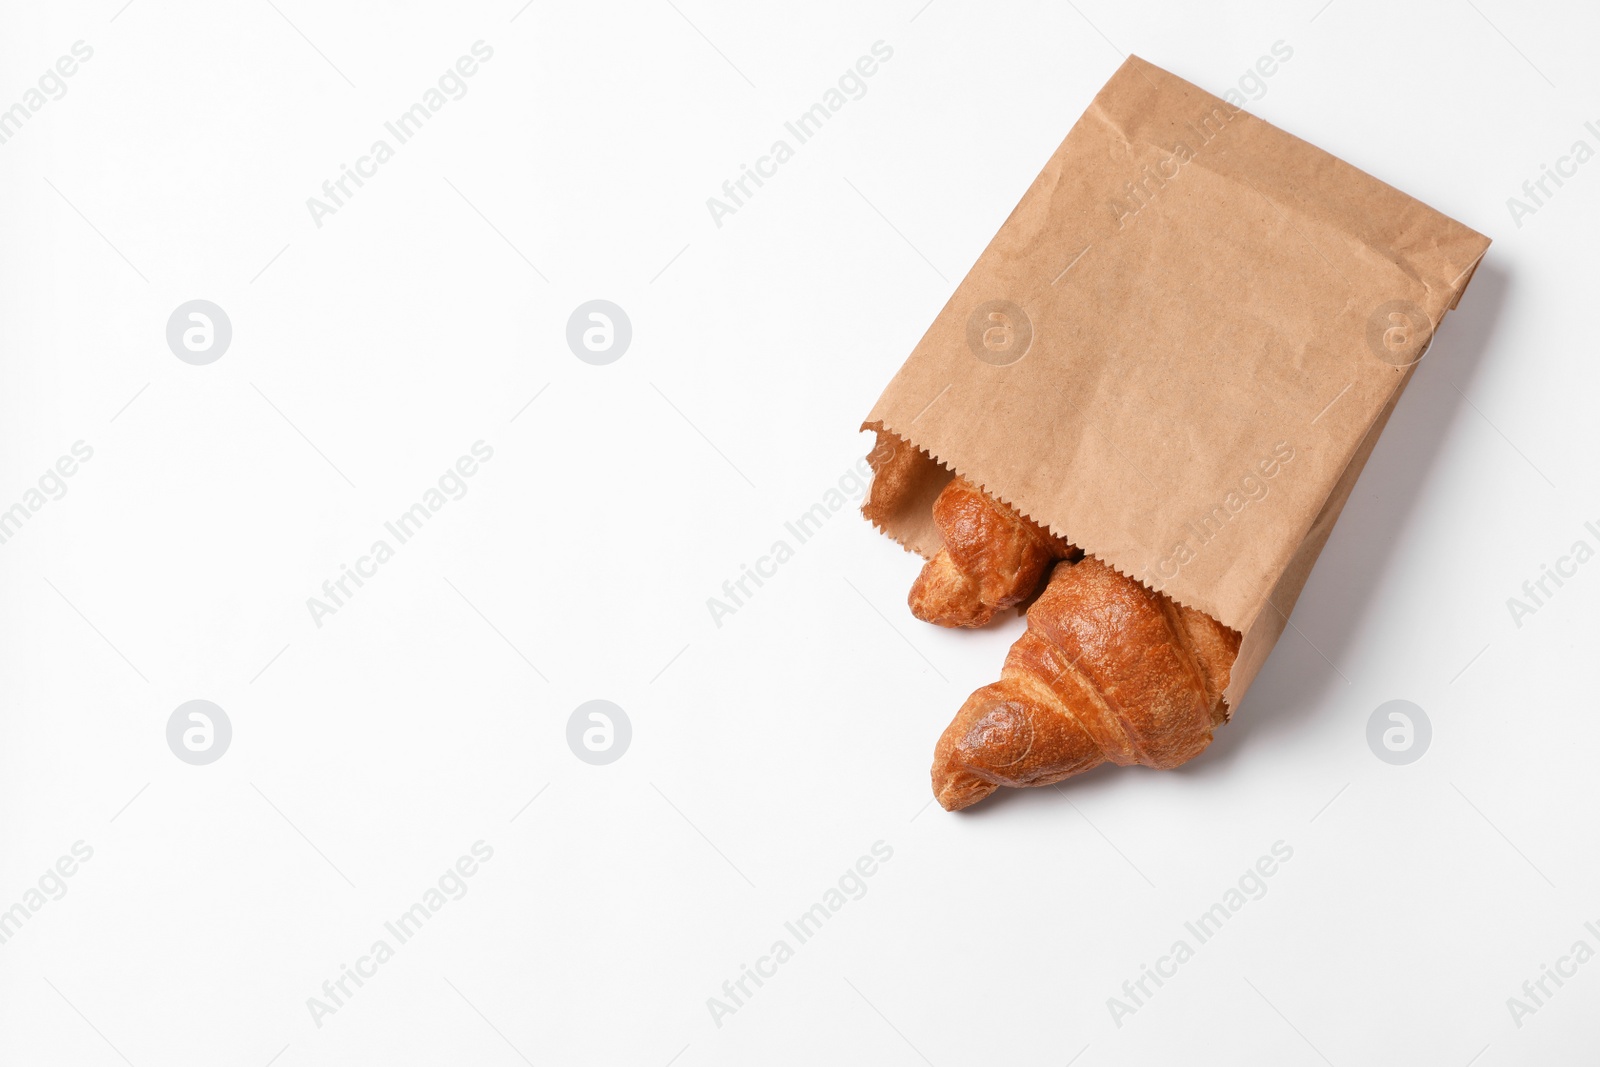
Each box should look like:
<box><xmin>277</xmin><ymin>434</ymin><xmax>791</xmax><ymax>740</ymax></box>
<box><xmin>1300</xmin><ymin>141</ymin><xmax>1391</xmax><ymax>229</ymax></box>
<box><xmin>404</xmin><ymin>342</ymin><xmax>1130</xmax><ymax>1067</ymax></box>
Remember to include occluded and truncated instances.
<box><xmin>861</xmin><ymin>430</ymin><xmax>923</xmax><ymax>529</ymax></box>
<box><xmin>909</xmin><ymin>477</ymin><xmax>1077</xmax><ymax>627</ymax></box>
<box><xmin>932</xmin><ymin>556</ymin><xmax>1240</xmax><ymax>810</ymax></box>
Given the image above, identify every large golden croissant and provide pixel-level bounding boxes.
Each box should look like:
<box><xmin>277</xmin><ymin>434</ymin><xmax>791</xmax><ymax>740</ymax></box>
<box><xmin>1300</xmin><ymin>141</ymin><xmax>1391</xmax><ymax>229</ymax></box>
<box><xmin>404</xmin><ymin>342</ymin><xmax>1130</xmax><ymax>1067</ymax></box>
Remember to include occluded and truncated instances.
<box><xmin>932</xmin><ymin>556</ymin><xmax>1240</xmax><ymax>811</ymax></box>
<box><xmin>910</xmin><ymin>477</ymin><xmax>1077</xmax><ymax>627</ymax></box>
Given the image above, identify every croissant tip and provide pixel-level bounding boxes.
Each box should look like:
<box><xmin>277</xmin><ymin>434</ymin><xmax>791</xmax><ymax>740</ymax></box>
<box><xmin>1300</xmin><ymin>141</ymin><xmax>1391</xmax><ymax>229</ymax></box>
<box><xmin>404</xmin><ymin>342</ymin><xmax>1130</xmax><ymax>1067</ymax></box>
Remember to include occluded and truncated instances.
<box><xmin>908</xmin><ymin>585</ymin><xmax>996</xmax><ymax>629</ymax></box>
<box><xmin>932</xmin><ymin>765</ymin><xmax>999</xmax><ymax>812</ymax></box>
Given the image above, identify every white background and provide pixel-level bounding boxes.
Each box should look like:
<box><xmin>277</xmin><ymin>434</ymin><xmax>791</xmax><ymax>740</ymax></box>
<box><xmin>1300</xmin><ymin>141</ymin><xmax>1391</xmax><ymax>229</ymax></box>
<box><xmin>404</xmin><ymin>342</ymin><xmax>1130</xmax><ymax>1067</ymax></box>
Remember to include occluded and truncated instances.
<box><xmin>0</xmin><ymin>0</ymin><xmax>1595</xmax><ymax>1064</ymax></box>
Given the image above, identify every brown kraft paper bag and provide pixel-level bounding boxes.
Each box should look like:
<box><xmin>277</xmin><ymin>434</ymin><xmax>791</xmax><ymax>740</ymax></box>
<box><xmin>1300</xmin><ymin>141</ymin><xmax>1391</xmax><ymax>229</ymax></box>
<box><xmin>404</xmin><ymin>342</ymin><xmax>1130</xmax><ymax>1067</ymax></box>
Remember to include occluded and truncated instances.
<box><xmin>862</xmin><ymin>56</ymin><xmax>1491</xmax><ymax>711</ymax></box>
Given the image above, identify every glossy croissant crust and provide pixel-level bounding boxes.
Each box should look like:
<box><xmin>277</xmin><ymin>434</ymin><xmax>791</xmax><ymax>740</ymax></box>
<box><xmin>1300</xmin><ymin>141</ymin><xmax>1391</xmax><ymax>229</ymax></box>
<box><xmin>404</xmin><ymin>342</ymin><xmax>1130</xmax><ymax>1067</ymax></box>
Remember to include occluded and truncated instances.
<box><xmin>933</xmin><ymin>556</ymin><xmax>1240</xmax><ymax>810</ymax></box>
<box><xmin>909</xmin><ymin>476</ymin><xmax>1077</xmax><ymax>627</ymax></box>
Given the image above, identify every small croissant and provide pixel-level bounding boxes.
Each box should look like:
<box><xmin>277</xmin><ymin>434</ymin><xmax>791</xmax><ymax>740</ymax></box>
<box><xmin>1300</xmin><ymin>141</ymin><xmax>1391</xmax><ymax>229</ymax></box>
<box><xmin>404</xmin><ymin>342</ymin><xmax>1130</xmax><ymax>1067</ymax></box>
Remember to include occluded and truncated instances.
<box><xmin>910</xmin><ymin>477</ymin><xmax>1077</xmax><ymax>627</ymax></box>
<box><xmin>932</xmin><ymin>556</ymin><xmax>1240</xmax><ymax>811</ymax></box>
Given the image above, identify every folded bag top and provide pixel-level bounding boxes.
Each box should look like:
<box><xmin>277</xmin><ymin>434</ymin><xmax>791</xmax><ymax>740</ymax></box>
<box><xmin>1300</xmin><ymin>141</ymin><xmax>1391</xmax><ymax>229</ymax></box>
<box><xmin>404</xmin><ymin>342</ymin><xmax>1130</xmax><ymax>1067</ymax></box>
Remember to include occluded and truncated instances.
<box><xmin>863</xmin><ymin>55</ymin><xmax>1490</xmax><ymax>709</ymax></box>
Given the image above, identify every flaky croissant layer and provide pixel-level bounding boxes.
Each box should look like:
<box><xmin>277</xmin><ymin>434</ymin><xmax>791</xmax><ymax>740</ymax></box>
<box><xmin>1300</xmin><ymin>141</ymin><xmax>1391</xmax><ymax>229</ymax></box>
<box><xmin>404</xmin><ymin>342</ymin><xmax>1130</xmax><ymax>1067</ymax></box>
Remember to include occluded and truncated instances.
<box><xmin>909</xmin><ymin>476</ymin><xmax>1077</xmax><ymax>627</ymax></box>
<box><xmin>933</xmin><ymin>557</ymin><xmax>1240</xmax><ymax>811</ymax></box>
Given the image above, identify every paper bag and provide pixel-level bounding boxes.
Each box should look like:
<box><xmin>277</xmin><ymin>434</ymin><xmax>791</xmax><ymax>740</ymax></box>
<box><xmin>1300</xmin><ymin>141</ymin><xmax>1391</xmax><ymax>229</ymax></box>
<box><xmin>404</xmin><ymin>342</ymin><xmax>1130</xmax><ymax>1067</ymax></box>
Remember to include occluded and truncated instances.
<box><xmin>862</xmin><ymin>56</ymin><xmax>1490</xmax><ymax>709</ymax></box>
